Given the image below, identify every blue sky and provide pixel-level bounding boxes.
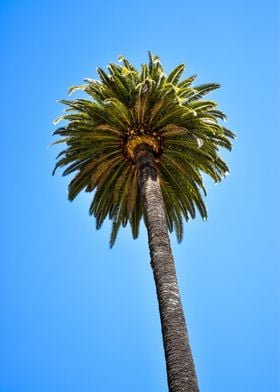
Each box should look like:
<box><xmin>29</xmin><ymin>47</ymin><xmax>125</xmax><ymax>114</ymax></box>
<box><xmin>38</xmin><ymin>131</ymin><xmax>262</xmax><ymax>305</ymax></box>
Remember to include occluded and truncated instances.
<box><xmin>0</xmin><ymin>0</ymin><xmax>279</xmax><ymax>391</ymax></box>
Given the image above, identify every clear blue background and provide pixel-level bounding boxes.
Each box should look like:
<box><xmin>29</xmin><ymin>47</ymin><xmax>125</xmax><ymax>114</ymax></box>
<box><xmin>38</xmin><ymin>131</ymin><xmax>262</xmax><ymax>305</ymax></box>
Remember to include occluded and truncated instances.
<box><xmin>0</xmin><ymin>0</ymin><xmax>279</xmax><ymax>391</ymax></box>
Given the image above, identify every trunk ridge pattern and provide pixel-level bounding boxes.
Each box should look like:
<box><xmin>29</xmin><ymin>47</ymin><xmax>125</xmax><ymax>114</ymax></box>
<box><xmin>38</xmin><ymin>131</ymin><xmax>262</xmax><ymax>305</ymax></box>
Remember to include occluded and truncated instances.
<box><xmin>136</xmin><ymin>145</ymin><xmax>199</xmax><ymax>392</ymax></box>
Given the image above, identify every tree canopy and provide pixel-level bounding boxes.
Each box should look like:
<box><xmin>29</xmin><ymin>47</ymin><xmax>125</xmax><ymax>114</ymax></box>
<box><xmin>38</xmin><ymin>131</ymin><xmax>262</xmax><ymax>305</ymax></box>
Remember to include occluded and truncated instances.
<box><xmin>52</xmin><ymin>52</ymin><xmax>235</xmax><ymax>246</ymax></box>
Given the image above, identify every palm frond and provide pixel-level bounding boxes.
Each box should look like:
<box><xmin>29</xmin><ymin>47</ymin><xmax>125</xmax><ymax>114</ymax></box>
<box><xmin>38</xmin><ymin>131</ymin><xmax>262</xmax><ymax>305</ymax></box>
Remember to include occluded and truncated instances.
<box><xmin>166</xmin><ymin>64</ymin><xmax>185</xmax><ymax>85</ymax></box>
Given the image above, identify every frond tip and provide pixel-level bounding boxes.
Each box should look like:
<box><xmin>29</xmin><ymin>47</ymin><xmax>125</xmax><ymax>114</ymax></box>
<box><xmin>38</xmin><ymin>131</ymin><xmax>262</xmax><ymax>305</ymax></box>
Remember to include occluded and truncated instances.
<box><xmin>52</xmin><ymin>52</ymin><xmax>235</xmax><ymax>246</ymax></box>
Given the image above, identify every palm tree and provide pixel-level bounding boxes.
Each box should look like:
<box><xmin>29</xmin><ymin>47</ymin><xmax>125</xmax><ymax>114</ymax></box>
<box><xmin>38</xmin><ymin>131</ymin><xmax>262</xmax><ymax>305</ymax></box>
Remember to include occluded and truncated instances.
<box><xmin>52</xmin><ymin>52</ymin><xmax>234</xmax><ymax>392</ymax></box>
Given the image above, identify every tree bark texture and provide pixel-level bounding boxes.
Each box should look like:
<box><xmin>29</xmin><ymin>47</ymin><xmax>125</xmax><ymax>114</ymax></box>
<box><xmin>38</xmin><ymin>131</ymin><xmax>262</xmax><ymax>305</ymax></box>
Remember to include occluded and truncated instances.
<box><xmin>135</xmin><ymin>145</ymin><xmax>199</xmax><ymax>392</ymax></box>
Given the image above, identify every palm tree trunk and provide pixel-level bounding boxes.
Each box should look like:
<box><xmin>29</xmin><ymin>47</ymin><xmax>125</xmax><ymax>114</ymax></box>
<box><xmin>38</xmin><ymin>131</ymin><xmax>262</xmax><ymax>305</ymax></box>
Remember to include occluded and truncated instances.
<box><xmin>135</xmin><ymin>145</ymin><xmax>199</xmax><ymax>392</ymax></box>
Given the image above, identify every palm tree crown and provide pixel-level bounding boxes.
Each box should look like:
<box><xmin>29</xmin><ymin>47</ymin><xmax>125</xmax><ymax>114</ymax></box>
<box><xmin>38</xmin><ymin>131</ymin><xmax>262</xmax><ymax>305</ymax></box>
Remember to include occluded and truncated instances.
<box><xmin>52</xmin><ymin>52</ymin><xmax>235</xmax><ymax>246</ymax></box>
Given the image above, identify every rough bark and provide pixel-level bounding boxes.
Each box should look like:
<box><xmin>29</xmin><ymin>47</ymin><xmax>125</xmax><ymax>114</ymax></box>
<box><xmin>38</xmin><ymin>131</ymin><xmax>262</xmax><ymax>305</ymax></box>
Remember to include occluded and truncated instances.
<box><xmin>135</xmin><ymin>145</ymin><xmax>199</xmax><ymax>392</ymax></box>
